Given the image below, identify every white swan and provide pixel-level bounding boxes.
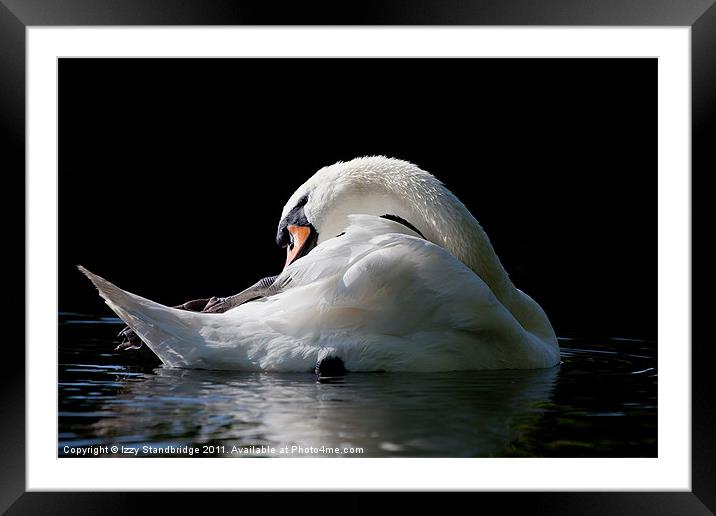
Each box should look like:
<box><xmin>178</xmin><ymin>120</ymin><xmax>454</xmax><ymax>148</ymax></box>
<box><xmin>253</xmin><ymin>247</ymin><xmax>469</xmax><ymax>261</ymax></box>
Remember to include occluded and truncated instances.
<box><xmin>81</xmin><ymin>156</ymin><xmax>560</xmax><ymax>372</ymax></box>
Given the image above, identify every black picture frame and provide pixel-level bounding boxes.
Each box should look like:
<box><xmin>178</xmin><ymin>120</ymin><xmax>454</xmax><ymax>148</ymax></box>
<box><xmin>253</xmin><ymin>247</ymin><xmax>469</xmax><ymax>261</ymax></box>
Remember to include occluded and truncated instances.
<box><xmin>2</xmin><ymin>1</ymin><xmax>710</xmax><ymax>514</ymax></box>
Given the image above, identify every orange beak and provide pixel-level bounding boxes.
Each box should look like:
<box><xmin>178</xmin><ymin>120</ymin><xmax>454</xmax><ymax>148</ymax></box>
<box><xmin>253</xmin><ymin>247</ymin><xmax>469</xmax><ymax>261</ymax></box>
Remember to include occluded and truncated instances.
<box><xmin>284</xmin><ymin>225</ymin><xmax>313</xmax><ymax>269</ymax></box>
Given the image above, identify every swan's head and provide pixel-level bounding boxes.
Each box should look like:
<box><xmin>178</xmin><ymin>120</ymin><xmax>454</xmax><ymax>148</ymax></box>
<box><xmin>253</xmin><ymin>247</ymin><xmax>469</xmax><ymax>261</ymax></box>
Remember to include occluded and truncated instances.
<box><xmin>277</xmin><ymin>156</ymin><xmax>452</xmax><ymax>269</ymax></box>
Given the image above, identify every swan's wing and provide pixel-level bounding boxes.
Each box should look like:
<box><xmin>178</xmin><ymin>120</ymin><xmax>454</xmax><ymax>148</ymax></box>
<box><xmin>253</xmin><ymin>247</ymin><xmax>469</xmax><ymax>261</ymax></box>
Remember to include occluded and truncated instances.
<box><xmin>265</xmin><ymin>215</ymin><xmax>560</xmax><ymax>370</ymax></box>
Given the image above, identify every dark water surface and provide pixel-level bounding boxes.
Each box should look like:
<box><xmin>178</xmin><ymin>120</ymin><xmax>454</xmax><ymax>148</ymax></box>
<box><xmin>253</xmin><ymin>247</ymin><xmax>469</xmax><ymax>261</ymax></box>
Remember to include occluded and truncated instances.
<box><xmin>58</xmin><ymin>313</ymin><xmax>657</xmax><ymax>458</ymax></box>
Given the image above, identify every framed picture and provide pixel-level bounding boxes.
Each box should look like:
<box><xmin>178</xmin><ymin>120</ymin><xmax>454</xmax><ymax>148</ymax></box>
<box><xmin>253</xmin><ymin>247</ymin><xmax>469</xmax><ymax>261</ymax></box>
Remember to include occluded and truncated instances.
<box><xmin>5</xmin><ymin>0</ymin><xmax>709</xmax><ymax>513</ymax></box>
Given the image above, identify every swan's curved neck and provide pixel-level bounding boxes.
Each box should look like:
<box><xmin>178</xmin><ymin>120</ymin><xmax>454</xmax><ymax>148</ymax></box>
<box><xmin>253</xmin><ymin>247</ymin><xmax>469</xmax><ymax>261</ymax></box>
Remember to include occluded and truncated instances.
<box><xmin>374</xmin><ymin>172</ymin><xmax>554</xmax><ymax>340</ymax></box>
<box><xmin>366</xmin><ymin>172</ymin><xmax>516</xmax><ymax>305</ymax></box>
<box><xmin>410</xmin><ymin>189</ymin><xmax>515</xmax><ymax>305</ymax></box>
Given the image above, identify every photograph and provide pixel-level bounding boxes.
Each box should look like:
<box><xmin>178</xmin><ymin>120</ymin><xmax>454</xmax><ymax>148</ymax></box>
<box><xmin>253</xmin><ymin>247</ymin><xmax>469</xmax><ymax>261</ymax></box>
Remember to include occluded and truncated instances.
<box><xmin>57</xmin><ymin>57</ymin><xmax>657</xmax><ymax>459</ymax></box>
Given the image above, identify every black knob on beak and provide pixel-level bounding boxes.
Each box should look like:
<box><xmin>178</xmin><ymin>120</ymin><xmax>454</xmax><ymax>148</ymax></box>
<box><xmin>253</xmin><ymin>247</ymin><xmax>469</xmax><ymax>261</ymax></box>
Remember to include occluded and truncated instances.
<box><xmin>276</xmin><ymin>221</ymin><xmax>290</xmax><ymax>248</ymax></box>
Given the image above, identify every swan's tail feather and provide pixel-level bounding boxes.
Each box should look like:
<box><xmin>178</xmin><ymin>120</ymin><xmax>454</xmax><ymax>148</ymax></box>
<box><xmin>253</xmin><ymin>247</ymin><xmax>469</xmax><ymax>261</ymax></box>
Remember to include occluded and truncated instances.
<box><xmin>77</xmin><ymin>266</ymin><xmax>210</xmax><ymax>368</ymax></box>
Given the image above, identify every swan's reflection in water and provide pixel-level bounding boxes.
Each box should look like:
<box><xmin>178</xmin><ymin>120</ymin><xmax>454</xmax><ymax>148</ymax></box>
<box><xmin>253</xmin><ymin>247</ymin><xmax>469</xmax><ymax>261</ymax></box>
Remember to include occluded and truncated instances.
<box><xmin>84</xmin><ymin>366</ymin><xmax>559</xmax><ymax>457</ymax></box>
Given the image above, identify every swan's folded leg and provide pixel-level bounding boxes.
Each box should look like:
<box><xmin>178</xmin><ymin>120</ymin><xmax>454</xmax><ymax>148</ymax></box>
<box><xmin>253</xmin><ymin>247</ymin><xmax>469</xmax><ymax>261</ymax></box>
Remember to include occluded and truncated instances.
<box><xmin>202</xmin><ymin>275</ymin><xmax>281</xmax><ymax>313</ymax></box>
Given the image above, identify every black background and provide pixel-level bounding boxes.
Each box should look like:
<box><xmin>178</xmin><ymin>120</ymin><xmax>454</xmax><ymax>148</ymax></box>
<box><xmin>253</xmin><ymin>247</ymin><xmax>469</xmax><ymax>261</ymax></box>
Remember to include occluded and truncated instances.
<box><xmin>59</xmin><ymin>58</ymin><xmax>656</xmax><ymax>340</ymax></box>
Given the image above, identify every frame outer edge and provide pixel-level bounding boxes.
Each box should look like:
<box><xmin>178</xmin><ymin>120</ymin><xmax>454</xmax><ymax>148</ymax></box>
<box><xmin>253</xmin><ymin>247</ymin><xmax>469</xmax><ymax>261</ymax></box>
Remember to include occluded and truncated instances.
<box><xmin>0</xmin><ymin>0</ymin><xmax>27</xmax><ymax>514</ymax></box>
<box><xmin>692</xmin><ymin>1</ymin><xmax>716</xmax><ymax>513</ymax></box>
<box><xmin>0</xmin><ymin>0</ymin><xmax>715</xmax><ymax>25</ymax></box>
<box><xmin>5</xmin><ymin>0</ymin><xmax>712</xmax><ymax>512</ymax></box>
<box><xmin>2</xmin><ymin>492</ymin><xmax>716</xmax><ymax>515</ymax></box>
